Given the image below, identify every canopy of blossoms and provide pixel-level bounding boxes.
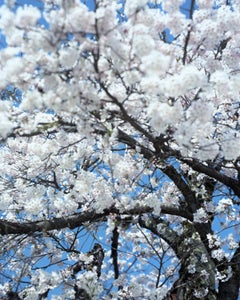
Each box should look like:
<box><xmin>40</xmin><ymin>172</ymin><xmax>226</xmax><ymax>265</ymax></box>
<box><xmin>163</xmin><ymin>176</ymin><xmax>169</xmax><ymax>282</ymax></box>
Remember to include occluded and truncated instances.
<box><xmin>0</xmin><ymin>0</ymin><xmax>239</xmax><ymax>299</ymax></box>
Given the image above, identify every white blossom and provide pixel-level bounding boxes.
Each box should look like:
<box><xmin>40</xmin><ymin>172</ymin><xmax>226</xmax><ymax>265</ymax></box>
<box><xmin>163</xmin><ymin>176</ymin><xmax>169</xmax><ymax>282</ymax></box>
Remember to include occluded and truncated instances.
<box><xmin>0</xmin><ymin>112</ymin><xmax>14</xmax><ymax>139</ymax></box>
<box><xmin>58</xmin><ymin>46</ymin><xmax>79</xmax><ymax>68</ymax></box>
<box><xmin>162</xmin><ymin>0</ymin><xmax>185</xmax><ymax>12</ymax></box>
<box><xmin>76</xmin><ymin>271</ymin><xmax>103</xmax><ymax>299</ymax></box>
<box><xmin>0</xmin><ymin>1</ymin><xmax>239</xmax><ymax>299</ymax></box>
<box><xmin>197</xmin><ymin>0</ymin><xmax>214</xmax><ymax>8</ymax></box>
<box><xmin>15</xmin><ymin>5</ymin><xmax>41</xmax><ymax>27</ymax></box>
<box><xmin>188</xmin><ymin>264</ymin><xmax>196</xmax><ymax>274</ymax></box>
<box><xmin>221</xmin><ymin>136</ymin><xmax>240</xmax><ymax>160</ymax></box>
<box><xmin>201</xmin><ymin>254</ymin><xmax>208</xmax><ymax>263</ymax></box>
<box><xmin>193</xmin><ymin>208</ymin><xmax>209</xmax><ymax>223</ymax></box>
<box><xmin>147</xmin><ymin>101</ymin><xmax>182</xmax><ymax>134</ymax></box>
<box><xmin>125</xmin><ymin>0</ymin><xmax>148</xmax><ymax>16</ymax></box>
<box><xmin>193</xmin><ymin>287</ymin><xmax>209</xmax><ymax>298</ymax></box>
<box><xmin>216</xmin><ymin>198</ymin><xmax>233</xmax><ymax>213</ymax></box>
<box><xmin>211</xmin><ymin>249</ymin><xmax>226</xmax><ymax>261</ymax></box>
<box><xmin>207</xmin><ymin>234</ymin><xmax>221</xmax><ymax>249</ymax></box>
<box><xmin>140</xmin><ymin>50</ymin><xmax>170</xmax><ymax>75</ymax></box>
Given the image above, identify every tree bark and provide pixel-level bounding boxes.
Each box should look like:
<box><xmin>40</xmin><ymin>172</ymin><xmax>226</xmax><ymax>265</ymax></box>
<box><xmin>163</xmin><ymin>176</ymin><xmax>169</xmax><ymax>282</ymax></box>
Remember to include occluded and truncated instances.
<box><xmin>217</xmin><ymin>245</ymin><xmax>240</xmax><ymax>300</ymax></box>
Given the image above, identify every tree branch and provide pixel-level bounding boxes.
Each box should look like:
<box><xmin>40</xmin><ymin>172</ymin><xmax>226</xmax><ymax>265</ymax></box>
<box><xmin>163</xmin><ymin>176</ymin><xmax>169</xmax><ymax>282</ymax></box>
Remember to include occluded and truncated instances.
<box><xmin>218</xmin><ymin>244</ymin><xmax>240</xmax><ymax>300</ymax></box>
<box><xmin>0</xmin><ymin>207</ymin><xmax>153</xmax><ymax>236</ymax></box>
<box><xmin>139</xmin><ymin>217</ymin><xmax>217</xmax><ymax>300</ymax></box>
<box><xmin>161</xmin><ymin>165</ymin><xmax>198</xmax><ymax>213</ymax></box>
<box><xmin>182</xmin><ymin>158</ymin><xmax>240</xmax><ymax>197</ymax></box>
<box><xmin>111</xmin><ymin>226</ymin><xmax>119</xmax><ymax>279</ymax></box>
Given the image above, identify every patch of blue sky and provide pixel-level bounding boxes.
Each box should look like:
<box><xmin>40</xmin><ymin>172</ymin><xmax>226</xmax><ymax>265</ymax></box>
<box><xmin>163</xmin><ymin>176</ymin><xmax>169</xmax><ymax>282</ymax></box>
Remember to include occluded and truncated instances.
<box><xmin>0</xmin><ymin>85</ymin><xmax>22</xmax><ymax>106</ymax></box>
<box><xmin>81</xmin><ymin>0</ymin><xmax>95</xmax><ymax>11</ymax></box>
<box><xmin>0</xmin><ymin>31</ymin><xmax>6</xmax><ymax>49</ymax></box>
<box><xmin>181</xmin><ymin>0</ymin><xmax>197</xmax><ymax>18</ymax></box>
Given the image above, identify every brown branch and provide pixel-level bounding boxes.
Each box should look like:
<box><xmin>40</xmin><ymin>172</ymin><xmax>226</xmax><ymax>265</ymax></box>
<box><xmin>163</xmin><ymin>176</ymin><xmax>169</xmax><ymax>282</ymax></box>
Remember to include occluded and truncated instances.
<box><xmin>111</xmin><ymin>226</ymin><xmax>119</xmax><ymax>279</ymax></box>
<box><xmin>161</xmin><ymin>165</ymin><xmax>198</xmax><ymax>213</ymax></box>
<box><xmin>0</xmin><ymin>207</ymin><xmax>152</xmax><ymax>236</ymax></box>
<box><xmin>182</xmin><ymin>158</ymin><xmax>240</xmax><ymax>197</ymax></box>
<box><xmin>117</xmin><ymin>129</ymin><xmax>154</xmax><ymax>160</ymax></box>
<box><xmin>140</xmin><ymin>217</ymin><xmax>217</xmax><ymax>299</ymax></box>
<box><xmin>0</xmin><ymin>203</ymin><xmax>196</xmax><ymax>237</ymax></box>
<box><xmin>189</xmin><ymin>0</ymin><xmax>195</xmax><ymax>19</ymax></box>
<box><xmin>218</xmin><ymin>244</ymin><xmax>240</xmax><ymax>300</ymax></box>
<box><xmin>100</xmin><ymin>83</ymin><xmax>155</xmax><ymax>142</ymax></box>
<box><xmin>182</xmin><ymin>0</ymin><xmax>195</xmax><ymax>64</ymax></box>
<box><xmin>161</xmin><ymin>204</ymin><xmax>192</xmax><ymax>220</ymax></box>
<box><xmin>182</xmin><ymin>28</ymin><xmax>191</xmax><ymax>65</ymax></box>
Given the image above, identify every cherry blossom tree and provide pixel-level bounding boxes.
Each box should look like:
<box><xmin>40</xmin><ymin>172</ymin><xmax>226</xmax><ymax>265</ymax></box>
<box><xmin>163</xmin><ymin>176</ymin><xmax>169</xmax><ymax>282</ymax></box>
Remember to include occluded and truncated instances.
<box><xmin>0</xmin><ymin>0</ymin><xmax>239</xmax><ymax>299</ymax></box>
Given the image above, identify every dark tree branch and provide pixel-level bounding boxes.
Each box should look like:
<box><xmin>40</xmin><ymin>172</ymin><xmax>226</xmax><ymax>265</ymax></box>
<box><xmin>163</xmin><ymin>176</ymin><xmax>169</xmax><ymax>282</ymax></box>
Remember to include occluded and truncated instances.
<box><xmin>4</xmin><ymin>291</ymin><xmax>22</xmax><ymax>300</ymax></box>
<box><xmin>182</xmin><ymin>0</ymin><xmax>195</xmax><ymax>63</ymax></box>
<box><xmin>117</xmin><ymin>128</ymin><xmax>154</xmax><ymax>160</ymax></box>
<box><xmin>182</xmin><ymin>28</ymin><xmax>191</xmax><ymax>65</ymax></box>
<box><xmin>111</xmin><ymin>226</ymin><xmax>119</xmax><ymax>279</ymax></box>
<box><xmin>182</xmin><ymin>158</ymin><xmax>240</xmax><ymax>197</ymax></box>
<box><xmin>161</xmin><ymin>165</ymin><xmax>198</xmax><ymax>213</ymax></box>
<box><xmin>139</xmin><ymin>217</ymin><xmax>217</xmax><ymax>300</ymax></box>
<box><xmin>189</xmin><ymin>0</ymin><xmax>195</xmax><ymax>19</ymax></box>
<box><xmin>218</xmin><ymin>244</ymin><xmax>240</xmax><ymax>300</ymax></box>
<box><xmin>0</xmin><ymin>207</ymin><xmax>152</xmax><ymax>236</ymax></box>
<box><xmin>161</xmin><ymin>204</ymin><xmax>192</xmax><ymax>220</ymax></box>
<box><xmin>0</xmin><ymin>203</ymin><xmax>195</xmax><ymax>237</ymax></box>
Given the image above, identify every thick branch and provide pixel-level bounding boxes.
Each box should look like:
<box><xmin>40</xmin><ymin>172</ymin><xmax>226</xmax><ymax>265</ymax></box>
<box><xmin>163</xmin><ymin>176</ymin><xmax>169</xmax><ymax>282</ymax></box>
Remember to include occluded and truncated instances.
<box><xmin>0</xmin><ymin>203</ymin><xmax>194</xmax><ymax>237</ymax></box>
<box><xmin>0</xmin><ymin>207</ymin><xmax>152</xmax><ymax>236</ymax></box>
<box><xmin>139</xmin><ymin>216</ymin><xmax>179</xmax><ymax>250</ymax></box>
<box><xmin>161</xmin><ymin>204</ymin><xmax>192</xmax><ymax>220</ymax></box>
<box><xmin>161</xmin><ymin>165</ymin><xmax>198</xmax><ymax>213</ymax></box>
<box><xmin>182</xmin><ymin>158</ymin><xmax>240</xmax><ymax>197</ymax></box>
<box><xmin>140</xmin><ymin>217</ymin><xmax>217</xmax><ymax>300</ymax></box>
<box><xmin>218</xmin><ymin>244</ymin><xmax>240</xmax><ymax>300</ymax></box>
<box><xmin>111</xmin><ymin>226</ymin><xmax>119</xmax><ymax>279</ymax></box>
<box><xmin>117</xmin><ymin>129</ymin><xmax>154</xmax><ymax>160</ymax></box>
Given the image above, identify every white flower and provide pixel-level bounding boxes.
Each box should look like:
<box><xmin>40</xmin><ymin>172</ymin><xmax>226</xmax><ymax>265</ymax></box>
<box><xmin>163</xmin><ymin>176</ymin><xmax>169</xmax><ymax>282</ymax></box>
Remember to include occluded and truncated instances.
<box><xmin>76</xmin><ymin>271</ymin><xmax>103</xmax><ymax>298</ymax></box>
<box><xmin>3</xmin><ymin>57</ymin><xmax>25</xmax><ymax>80</ymax></box>
<box><xmin>31</xmin><ymin>270</ymin><xmax>61</xmax><ymax>294</ymax></box>
<box><xmin>201</xmin><ymin>254</ymin><xmax>208</xmax><ymax>263</ymax></box>
<box><xmin>227</xmin><ymin>234</ymin><xmax>238</xmax><ymax>250</ymax></box>
<box><xmin>133</xmin><ymin>34</ymin><xmax>155</xmax><ymax>57</ymax></box>
<box><xmin>196</xmin><ymin>0</ymin><xmax>214</xmax><ymax>8</ymax></box>
<box><xmin>211</xmin><ymin>249</ymin><xmax>225</xmax><ymax>261</ymax></box>
<box><xmin>216</xmin><ymin>198</ymin><xmax>233</xmax><ymax>213</ymax></box>
<box><xmin>160</xmin><ymin>65</ymin><xmax>207</xmax><ymax>97</ymax></box>
<box><xmin>193</xmin><ymin>287</ymin><xmax>209</xmax><ymax>298</ymax></box>
<box><xmin>15</xmin><ymin>5</ymin><xmax>41</xmax><ymax>27</ymax></box>
<box><xmin>193</xmin><ymin>208</ymin><xmax>209</xmax><ymax>223</ymax></box>
<box><xmin>140</xmin><ymin>50</ymin><xmax>170</xmax><ymax>75</ymax></box>
<box><xmin>188</xmin><ymin>264</ymin><xmax>196</xmax><ymax>274</ymax></box>
<box><xmin>19</xmin><ymin>287</ymin><xmax>38</xmax><ymax>300</ymax></box>
<box><xmin>216</xmin><ymin>266</ymin><xmax>232</xmax><ymax>282</ymax></box>
<box><xmin>65</xmin><ymin>4</ymin><xmax>95</xmax><ymax>32</ymax></box>
<box><xmin>151</xmin><ymin>285</ymin><xmax>168</xmax><ymax>299</ymax></box>
<box><xmin>207</xmin><ymin>234</ymin><xmax>221</xmax><ymax>249</ymax></box>
<box><xmin>78</xmin><ymin>253</ymin><xmax>94</xmax><ymax>264</ymax></box>
<box><xmin>144</xmin><ymin>194</ymin><xmax>161</xmax><ymax>215</ymax></box>
<box><xmin>125</xmin><ymin>0</ymin><xmax>148</xmax><ymax>16</ymax></box>
<box><xmin>162</xmin><ymin>0</ymin><xmax>185</xmax><ymax>12</ymax></box>
<box><xmin>58</xmin><ymin>47</ymin><xmax>79</xmax><ymax>68</ymax></box>
<box><xmin>0</xmin><ymin>5</ymin><xmax>15</xmax><ymax>32</ymax></box>
<box><xmin>141</xmin><ymin>75</ymin><xmax>162</xmax><ymax>95</ymax></box>
<box><xmin>147</xmin><ymin>101</ymin><xmax>182</xmax><ymax>134</ymax></box>
<box><xmin>0</xmin><ymin>112</ymin><xmax>14</xmax><ymax>139</ymax></box>
<box><xmin>187</xmin><ymin>101</ymin><xmax>214</xmax><ymax>124</ymax></box>
<box><xmin>221</xmin><ymin>136</ymin><xmax>240</xmax><ymax>160</ymax></box>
